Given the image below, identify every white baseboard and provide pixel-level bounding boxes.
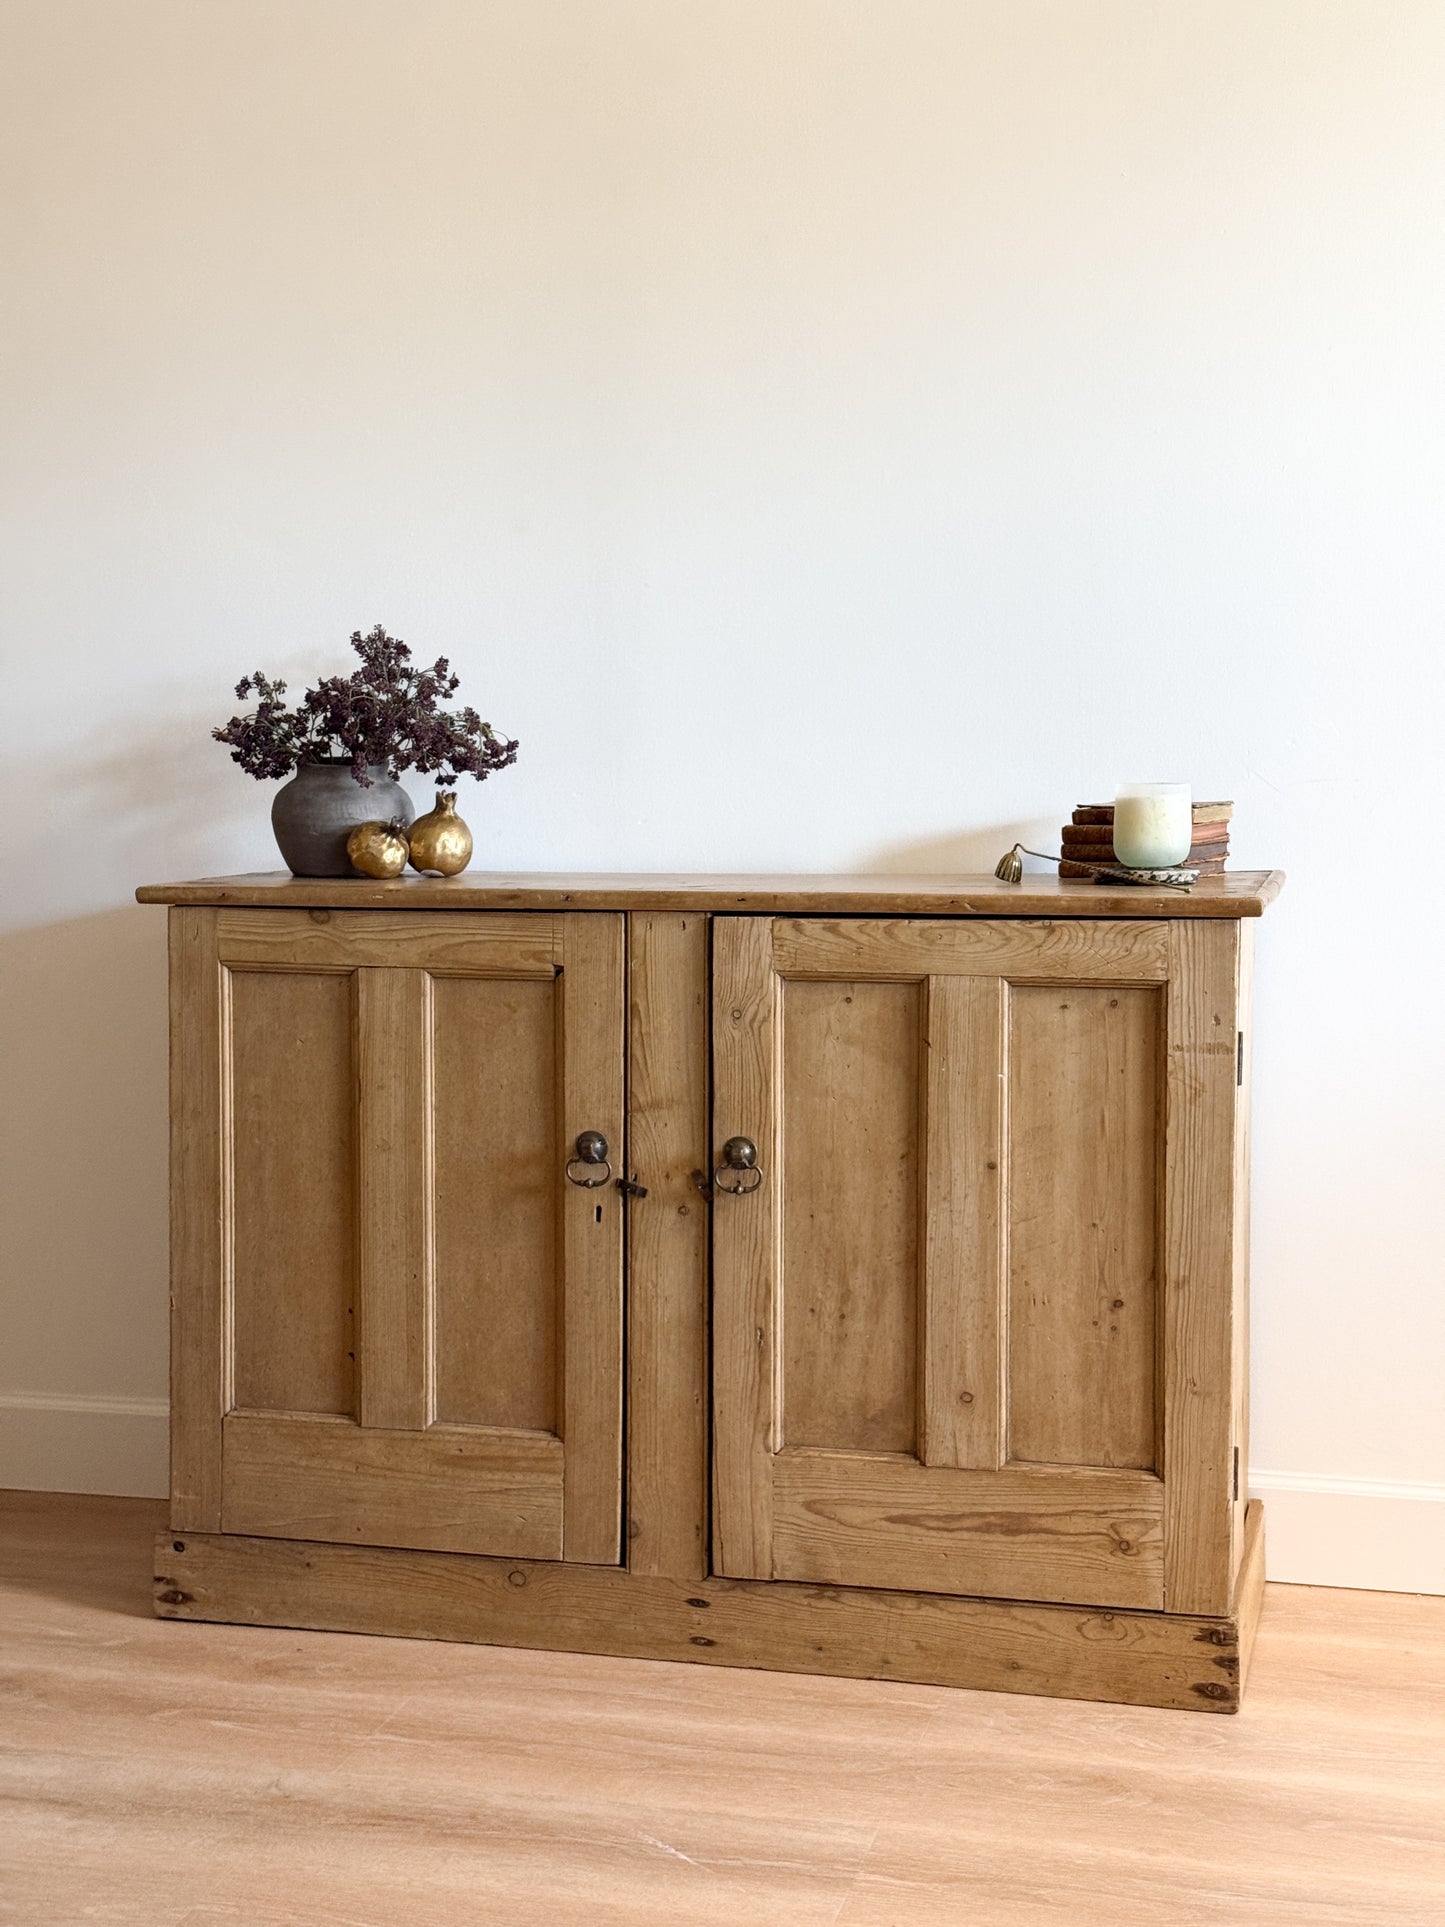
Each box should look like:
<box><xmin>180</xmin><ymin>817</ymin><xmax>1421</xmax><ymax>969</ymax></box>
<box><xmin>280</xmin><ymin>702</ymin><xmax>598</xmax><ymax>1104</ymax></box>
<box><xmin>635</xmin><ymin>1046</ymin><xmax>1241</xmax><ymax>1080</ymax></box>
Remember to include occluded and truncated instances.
<box><xmin>2</xmin><ymin>1396</ymin><xmax>1440</xmax><ymax>1595</ymax></box>
<box><xmin>0</xmin><ymin>1390</ymin><xmax>168</xmax><ymax>1500</ymax></box>
<box><xmin>1250</xmin><ymin>1469</ymin><xmax>1445</xmax><ymax>1595</ymax></box>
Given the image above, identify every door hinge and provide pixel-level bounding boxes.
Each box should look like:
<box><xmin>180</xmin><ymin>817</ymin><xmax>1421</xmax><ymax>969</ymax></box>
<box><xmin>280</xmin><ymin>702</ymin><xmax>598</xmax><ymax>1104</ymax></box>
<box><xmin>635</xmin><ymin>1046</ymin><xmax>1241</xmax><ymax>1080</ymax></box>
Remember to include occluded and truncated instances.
<box><xmin>1237</xmin><ymin>1031</ymin><xmax>1244</xmax><ymax>1086</ymax></box>
<box><xmin>1233</xmin><ymin>1445</ymin><xmax>1240</xmax><ymax>1502</ymax></box>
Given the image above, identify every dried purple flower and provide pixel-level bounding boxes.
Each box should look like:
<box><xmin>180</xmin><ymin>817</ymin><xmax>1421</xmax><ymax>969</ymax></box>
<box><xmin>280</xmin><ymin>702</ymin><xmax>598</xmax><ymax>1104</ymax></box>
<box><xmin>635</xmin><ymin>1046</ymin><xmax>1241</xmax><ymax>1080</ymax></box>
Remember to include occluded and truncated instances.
<box><xmin>213</xmin><ymin>625</ymin><xmax>520</xmax><ymax>788</ymax></box>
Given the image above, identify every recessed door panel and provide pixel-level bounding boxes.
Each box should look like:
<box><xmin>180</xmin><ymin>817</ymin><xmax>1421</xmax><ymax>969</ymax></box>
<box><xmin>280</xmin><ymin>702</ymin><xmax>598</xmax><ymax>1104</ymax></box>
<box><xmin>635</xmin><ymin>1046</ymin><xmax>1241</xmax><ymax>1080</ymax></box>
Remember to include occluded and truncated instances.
<box><xmin>780</xmin><ymin>978</ymin><xmax>921</xmax><ymax>1455</ymax></box>
<box><xmin>1007</xmin><ymin>983</ymin><xmax>1161</xmax><ymax>1472</ymax></box>
<box><xmin>432</xmin><ymin>975</ymin><xmax>559</xmax><ymax>1433</ymax></box>
<box><xmin>229</xmin><ymin>968</ymin><xmax>357</xmax><ymax>1418</ymax></box>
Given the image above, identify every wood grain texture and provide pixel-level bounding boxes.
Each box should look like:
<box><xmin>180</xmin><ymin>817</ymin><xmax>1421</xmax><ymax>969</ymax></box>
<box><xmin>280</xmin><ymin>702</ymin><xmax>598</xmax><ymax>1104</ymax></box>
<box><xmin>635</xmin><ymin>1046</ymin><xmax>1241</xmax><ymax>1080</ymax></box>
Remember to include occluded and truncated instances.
<box><xmin>228</xmin><ymin>966</ymin><xmax>357</xmax><ymax>1418</ymax></box>
<box><xmin>711</xmin><ymin>916</ymin><xmax>780</xmax><ymax>1579</ymax></box>
<box><xmin>559</xmin><ymin>913</ymin><xmax>626</xmax><ymax>1565</ymax></box>
<box><xmin>1006</xmin><ymin>983</ymin><xmax>1161</xmax><ymax>1471</ymax></box>
<box><xmin>1162</xmin><ymin>919</ymin><xmax>1242</xmax><ymax>1615</ymax></box>
<box><xmin>137</xmin><ymin>869</ymin><xmax>1287</xmax><ymax>919</ymax></box>
<box><xmin>779</xmin><ymin>977</ymin><xmax>921</xmax><ymax>1455</ymax></box>
<box><xmin>167</xmin><ymin>907</ymin><xmax>226</xmax><ymax>1530</ymax></box>
<box><xmin>356</xmin><ymin>968</ymin><xmax>434</xmax><ymax>1432</ymax></box>
<box><xmin>921</xmin><ymin>976</ymin><xmax>1005</xmax><ymax>1469</ymax></box>
<box><xmin>219</xmin><ymin>1412</ymin><xmax>563</xmax><ymax>1557</ymax></box>
<box><xmin>770</xmin><ymin>1454</ymin><xmax>1164</xmax><ymax>1608</ymax></box>
<box><xmin>772</xmin><ymin>916</ymin><xmax>1169</xmax><ymax>980</ymax></box>
<box><xmin>431</xmin><ymin>974</ymin><xmax>559</xmax><ymax>1432</ymax></box>
<box><xmin>150</xmin><ymin>1510</ymin><xmax>1252</xmax><ymax>1715</ymax></box>
<box><xmin>1236</xmin><ymin>1496</ymin><xmax>1267</xmax><ymax>1689</ymax></box>
<box><xmin>213</xmin><ymin>907</ymin><xmax>558</xmax><ymax>972</ymax></box>
<box><xmin>625</xmin><ymin>912</ymin><xmax>710</xmax><ymax>1581</ymax></box>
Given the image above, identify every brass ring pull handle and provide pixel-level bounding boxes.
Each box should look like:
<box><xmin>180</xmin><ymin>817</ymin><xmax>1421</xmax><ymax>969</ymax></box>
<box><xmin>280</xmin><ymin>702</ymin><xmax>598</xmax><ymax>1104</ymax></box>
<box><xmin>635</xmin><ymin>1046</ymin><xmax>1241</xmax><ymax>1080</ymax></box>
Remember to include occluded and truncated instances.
<box><xmin>713</xmin><ymin>1135</ymin><xmax>763</xmax><ymax>1195</ymax></box>
<box><xmin>566</xmin><ymin>1130</ymin><xmax>613</xmax><ymax>1188</ymax></box>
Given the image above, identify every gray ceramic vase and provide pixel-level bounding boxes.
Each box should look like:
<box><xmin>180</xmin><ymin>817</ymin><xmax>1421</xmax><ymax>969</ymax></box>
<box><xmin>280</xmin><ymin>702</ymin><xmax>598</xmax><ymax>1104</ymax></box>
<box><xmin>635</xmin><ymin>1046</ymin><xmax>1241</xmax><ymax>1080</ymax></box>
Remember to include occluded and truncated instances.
<box><xmin>271</xmin><ymin>760</ymin><xmax>415</xmax><ymax>877</ymax></box>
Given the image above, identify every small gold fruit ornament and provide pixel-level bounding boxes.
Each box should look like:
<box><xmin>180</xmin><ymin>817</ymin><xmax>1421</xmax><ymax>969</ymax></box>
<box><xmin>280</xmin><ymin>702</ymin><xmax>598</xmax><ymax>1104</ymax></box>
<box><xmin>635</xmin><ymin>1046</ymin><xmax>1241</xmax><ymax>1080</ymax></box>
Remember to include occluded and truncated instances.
<box><xmin>407</xmin><ymin>790</ymin><xmax>473</xmax><ymax>875</ymax></box>
<box><xmin>346</xmin><ymin>819</ymin><xmax>410</xmax><ymax>879</ymax></box>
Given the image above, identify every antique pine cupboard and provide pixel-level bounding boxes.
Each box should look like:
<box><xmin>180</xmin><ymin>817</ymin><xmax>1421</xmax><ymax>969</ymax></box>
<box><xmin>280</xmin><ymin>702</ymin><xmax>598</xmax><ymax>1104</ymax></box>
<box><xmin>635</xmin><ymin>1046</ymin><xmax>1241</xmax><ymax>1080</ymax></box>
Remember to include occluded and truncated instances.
<box><xmin>137</xmin><ymin>869</ymin><xmax>1283</xmax><ymax>1713</ymax></box>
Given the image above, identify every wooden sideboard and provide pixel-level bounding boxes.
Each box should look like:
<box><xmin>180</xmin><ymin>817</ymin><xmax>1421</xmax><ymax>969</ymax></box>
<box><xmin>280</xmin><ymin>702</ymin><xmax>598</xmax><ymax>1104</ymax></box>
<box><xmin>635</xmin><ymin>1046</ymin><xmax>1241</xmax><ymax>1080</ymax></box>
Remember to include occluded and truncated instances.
<box><xmin>137</xmin><ymin>870</ymin><xmax>1283</xmax><ymax>1712</ymax></box>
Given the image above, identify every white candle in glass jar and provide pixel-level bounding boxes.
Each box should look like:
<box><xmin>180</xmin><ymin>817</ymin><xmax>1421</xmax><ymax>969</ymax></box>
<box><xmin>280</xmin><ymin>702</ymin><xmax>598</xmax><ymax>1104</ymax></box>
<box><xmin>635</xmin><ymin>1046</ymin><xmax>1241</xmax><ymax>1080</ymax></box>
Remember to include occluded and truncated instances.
<box><xmin>1113</xmin><ymin>782</ymin><xmax>1192</xmax><ymax>868</ymax></box>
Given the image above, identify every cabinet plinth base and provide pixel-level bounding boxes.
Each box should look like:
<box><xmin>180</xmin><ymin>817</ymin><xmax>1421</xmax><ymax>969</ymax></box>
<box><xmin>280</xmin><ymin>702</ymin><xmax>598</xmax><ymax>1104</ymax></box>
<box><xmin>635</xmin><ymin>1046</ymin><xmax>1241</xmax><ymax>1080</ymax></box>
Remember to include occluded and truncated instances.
<box><xmin>155</xmin><ymin>1502</ymin><xmax>1265</xmax><ymax>1714</ymax></box>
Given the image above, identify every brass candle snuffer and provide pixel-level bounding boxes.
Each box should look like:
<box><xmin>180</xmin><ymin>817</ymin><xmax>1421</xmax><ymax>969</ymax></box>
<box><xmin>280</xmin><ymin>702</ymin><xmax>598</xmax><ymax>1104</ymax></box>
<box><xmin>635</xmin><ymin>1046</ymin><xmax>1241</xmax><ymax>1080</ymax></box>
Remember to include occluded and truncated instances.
<box><xmin>993</xmin><ymin>844</ymin><xmax>1197</xmax><ymax>891</ymax></box>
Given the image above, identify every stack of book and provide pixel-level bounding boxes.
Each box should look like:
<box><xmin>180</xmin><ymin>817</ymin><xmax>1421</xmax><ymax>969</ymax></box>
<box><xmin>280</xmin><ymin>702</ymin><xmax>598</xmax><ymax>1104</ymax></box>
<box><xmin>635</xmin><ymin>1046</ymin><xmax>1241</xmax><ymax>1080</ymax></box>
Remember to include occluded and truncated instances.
<box><xmin>1059</xmin><ymin>801</ymin><xmax>1233</xmax><ymax>878</ymax></box>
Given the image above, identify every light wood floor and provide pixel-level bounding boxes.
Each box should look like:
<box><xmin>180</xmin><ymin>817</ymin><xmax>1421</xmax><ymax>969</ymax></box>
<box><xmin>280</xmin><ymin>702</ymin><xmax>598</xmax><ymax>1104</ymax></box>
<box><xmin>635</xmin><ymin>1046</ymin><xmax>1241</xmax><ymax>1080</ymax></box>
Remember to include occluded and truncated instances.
<box><xmin>3</xmin><ymin>1492</ymin><xmax>1443</xmax><ymax>1926</ymax></box>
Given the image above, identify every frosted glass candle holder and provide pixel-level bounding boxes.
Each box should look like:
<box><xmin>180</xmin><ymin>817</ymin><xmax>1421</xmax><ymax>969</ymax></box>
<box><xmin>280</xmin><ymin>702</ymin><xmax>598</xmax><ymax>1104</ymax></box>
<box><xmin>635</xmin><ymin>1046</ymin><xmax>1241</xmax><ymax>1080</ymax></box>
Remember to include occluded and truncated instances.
<box><xmin>1113</xmin><ymin>782</ymin><xmax>1192</xmax><ymax>869</ymax></box>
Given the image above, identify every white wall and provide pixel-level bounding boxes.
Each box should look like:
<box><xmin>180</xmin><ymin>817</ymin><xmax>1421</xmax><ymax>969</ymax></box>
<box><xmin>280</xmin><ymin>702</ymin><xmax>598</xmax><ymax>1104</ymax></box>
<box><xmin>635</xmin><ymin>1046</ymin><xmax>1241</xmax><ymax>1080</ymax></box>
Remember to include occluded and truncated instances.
<box><xmin>2</xmin><ymin>0</ymin><xmax>1441</xmax><ymax>1591</ymax></box>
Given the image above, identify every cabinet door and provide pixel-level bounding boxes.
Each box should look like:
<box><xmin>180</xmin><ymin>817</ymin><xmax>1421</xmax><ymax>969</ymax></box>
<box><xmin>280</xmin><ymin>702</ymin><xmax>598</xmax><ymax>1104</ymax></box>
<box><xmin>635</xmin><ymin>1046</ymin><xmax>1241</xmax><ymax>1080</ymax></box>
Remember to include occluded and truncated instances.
<box><xmin>712</xmin><ymin>916</ymin><xmax>1246</xmax><ymax>1614</ymax></box>
<box><xmin>169</xmin><ymin>907</ymin><xmax>624</xmax><ymax>1564</ymax></box>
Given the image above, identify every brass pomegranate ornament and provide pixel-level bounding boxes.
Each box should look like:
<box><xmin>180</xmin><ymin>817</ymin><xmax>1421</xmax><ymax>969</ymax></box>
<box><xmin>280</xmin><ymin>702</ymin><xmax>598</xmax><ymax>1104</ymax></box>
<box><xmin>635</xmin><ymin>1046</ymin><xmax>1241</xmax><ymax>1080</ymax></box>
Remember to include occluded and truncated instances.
<box><xmin>407</xmin><ymin>790</ymin><xmax>473</xmax><ymax>876</ymax></box>
<box><xmin>346</xmin><ymin>818</ymin><xmax>410</xmax><ymax>879</ymax></box>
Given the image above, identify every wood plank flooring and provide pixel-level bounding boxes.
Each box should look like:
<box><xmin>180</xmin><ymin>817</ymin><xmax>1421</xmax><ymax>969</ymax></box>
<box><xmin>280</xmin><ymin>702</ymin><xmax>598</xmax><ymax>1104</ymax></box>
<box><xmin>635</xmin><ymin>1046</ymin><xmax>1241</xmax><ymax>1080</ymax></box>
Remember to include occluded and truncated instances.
<box><xmin>3</xmin><ymin>1490</ymin><xmax>1443</xmax><ymax>1925</ymax></box>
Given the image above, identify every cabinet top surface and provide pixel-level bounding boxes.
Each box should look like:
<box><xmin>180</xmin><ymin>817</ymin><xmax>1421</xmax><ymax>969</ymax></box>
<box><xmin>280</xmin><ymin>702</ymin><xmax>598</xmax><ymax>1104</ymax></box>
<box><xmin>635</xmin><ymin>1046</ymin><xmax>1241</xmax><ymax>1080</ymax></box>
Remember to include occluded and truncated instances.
<box><xmin>136</xmin><ymin>869</ymin><xmax>1284</xmax><ymax>917</ymax></box>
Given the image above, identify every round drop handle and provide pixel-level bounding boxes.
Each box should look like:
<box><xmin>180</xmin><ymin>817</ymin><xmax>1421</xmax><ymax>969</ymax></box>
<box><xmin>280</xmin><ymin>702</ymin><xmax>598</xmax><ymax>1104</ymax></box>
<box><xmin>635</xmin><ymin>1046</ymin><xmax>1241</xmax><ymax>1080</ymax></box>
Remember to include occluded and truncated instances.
<box><xmin>566</xmin><ymin>1130</ymin><xmax>613</xmax><ymax>1188</ymax></box>
<box><xmin>713</xmin><ymin>1135</ymin><xmax>763</xmax><ymax>1195</ymax></box>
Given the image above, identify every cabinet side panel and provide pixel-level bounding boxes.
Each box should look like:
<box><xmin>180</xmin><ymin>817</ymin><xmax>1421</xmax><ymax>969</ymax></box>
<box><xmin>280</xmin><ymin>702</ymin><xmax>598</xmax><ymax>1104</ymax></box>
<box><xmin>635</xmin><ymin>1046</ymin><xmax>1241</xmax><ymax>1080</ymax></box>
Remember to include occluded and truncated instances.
<box><xmin>1163</xmin><ymin>920</ymin><xmax>1241</xmax><ymax>1615</ymax></box>
<box><xmin>169</xmin><ymin>908</ymin><xmax>225</xmax><ymax>1530</ymax></box>
<box><xmin>1007</xmin><ymin>984</ymin><xmax>1160</xmax><ymax>1471</ymax></box>
<box><xmin>229</xmin><ymin>969</ymin><xmax>357</xmax><ymax>1417</ymax></box>
<box><xmin>1231</xmin><ymin>923</ymin><xmax>1255</xmax><ymax>1584</ymax></box>
<box><xmin>626</xmin><ymin>912</ymin><xmax>709</xmax><ymax>1581</ymax></box>
<box><xmin>432</xmin><ymin>975</ymin><xmax>559</xmax><ymax>1433</ymax></box>
<box><xmin>780</xmin><ymin>978</ymin><xmax>922</xmax><ymax>1456</ymax></box>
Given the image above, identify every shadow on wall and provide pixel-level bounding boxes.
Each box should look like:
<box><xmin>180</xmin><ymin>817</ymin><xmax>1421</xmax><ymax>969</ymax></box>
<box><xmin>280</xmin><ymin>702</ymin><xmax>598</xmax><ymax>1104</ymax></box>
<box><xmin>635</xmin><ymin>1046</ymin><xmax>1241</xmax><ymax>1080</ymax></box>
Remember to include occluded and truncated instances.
<box><xmin>8</xmin><ymin>718</ymin><xmax>264</xmax><ymax>917</ymax></box>
<box><xmin>0</xmin><ymin>708</ymin><xmax>284</xmax><ymax>1485</ymax></box>
<box><xmin>860</xmin><ymin>823</ymin><xmax>1059</xmax><ymax>874</ymax></box>
<box><xmin>0</xmin><ymin>905</ymin><xmax>170</xmax><ymax>1400</ymax></box>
